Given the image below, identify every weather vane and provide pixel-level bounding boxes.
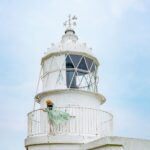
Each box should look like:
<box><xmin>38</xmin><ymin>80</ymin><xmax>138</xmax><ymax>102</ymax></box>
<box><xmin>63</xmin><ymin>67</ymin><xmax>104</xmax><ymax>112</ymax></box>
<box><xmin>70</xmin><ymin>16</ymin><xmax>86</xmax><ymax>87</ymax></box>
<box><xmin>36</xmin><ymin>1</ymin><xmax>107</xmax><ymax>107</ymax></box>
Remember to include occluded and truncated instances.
<box><xmin>63</xmin><ymin>15</ymin><xmax>77</xmax><ymax>29</ymax></box>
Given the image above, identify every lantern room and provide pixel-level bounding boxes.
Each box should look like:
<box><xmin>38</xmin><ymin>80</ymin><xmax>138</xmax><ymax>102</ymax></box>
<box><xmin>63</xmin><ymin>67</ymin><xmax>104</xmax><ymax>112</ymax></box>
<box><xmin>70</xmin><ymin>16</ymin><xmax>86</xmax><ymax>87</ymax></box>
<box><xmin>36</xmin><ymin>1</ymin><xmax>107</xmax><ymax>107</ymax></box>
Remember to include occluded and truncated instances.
<box><xmin>41</xmin><ymin>51</ymin><xmax>99</xmax><ymax>93</ymax></box>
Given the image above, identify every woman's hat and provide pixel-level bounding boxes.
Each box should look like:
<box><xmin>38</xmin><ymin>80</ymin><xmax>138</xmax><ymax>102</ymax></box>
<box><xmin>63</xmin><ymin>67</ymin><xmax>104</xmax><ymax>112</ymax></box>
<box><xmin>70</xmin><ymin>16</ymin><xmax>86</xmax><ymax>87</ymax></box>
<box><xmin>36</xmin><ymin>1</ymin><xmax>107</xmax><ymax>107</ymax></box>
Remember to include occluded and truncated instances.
<box><xmin>46</xmin><ymin>99</ymin><xmax>54</xmax><ymax>105</ymax></box>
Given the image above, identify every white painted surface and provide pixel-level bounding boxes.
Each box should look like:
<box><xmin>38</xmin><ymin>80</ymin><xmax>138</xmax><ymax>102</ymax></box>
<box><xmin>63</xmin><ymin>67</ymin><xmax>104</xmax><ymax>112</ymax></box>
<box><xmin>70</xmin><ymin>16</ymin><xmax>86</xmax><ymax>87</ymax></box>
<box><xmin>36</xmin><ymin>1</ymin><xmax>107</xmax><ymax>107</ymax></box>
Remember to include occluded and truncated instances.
<box><xmin>46</xmin><ymin>29</ymin><xmax>94</xmax><ymax>57</ymax></box>
<box><xmin>28</xmin><ymin>145</ymin><xmax>82</xmax><ymax>150</ymax></box>
<box><xmin>83</xmin><ymin>136</ymin><xmax>150</xmax><ymax>150</ymax></box>
<box><xmin>42</xmin><ymin>54</ymin><xmax>66</xmax><ymax>90</ymax></box>
<box><xmin>38</xmin><ymin>90</ymin><xmax>105</xmax><ymax>108</ymax></box>
<box><xmin>26</xmin><ymin>135</ymin><xmax>83</xmax><ymax>150</ymax></box>
<box><xmin>91</xmin><ymin>146</ymin><xmax>124</xmax><ymax>150</ymax></box>
<box><xmin>25</xmin><ymin>136</ymin><xmax>150</xmax><ymax>150</ymax></box>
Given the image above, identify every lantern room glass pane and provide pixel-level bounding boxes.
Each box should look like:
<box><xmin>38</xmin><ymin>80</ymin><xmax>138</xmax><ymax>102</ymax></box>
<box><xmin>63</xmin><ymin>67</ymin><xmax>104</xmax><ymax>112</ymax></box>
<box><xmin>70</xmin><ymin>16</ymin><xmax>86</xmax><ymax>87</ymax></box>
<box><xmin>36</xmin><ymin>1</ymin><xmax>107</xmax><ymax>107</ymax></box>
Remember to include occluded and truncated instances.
<box><xmin>66</xmin><ymin>55</ymin><xmax>74</xmax><ymax>68</ymax></box>
<box><xmin>85</xmin><ymin>57</ymin><xmax>93</xmax><ymax>70</ymax></box>
<box><xmin>90</xmin><ymin>63</ymin><xmax>96</xmax><ymax>72</ymax></box>
<box><xmin>70</xmin><ymin>54</ymin><xmax>82</xmax><ymax>67</ymax></box>
<box><xmin>78</xmin><ymin>57</ymin><xmax>88</xmax><ymax>71</ymax></box>
<box><xmin>66</xmin><ymin>70</ymin><xmax>77</xmax><ymax>88</ymax></box>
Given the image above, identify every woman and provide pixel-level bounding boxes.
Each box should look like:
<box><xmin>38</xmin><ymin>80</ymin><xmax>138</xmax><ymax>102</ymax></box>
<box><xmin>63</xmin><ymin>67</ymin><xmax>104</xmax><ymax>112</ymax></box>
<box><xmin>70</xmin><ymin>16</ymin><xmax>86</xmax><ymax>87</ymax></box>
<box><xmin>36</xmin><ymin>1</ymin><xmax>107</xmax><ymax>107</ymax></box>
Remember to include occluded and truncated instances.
<box><xmin>45</xmin><ymin>99</ymin><xmax>55</xmax><ymax>134</ymax></box>
<box><xmin>44</xmin><ymin>99</ymin><xmax>70</xmax><ymax>134</ymax></box>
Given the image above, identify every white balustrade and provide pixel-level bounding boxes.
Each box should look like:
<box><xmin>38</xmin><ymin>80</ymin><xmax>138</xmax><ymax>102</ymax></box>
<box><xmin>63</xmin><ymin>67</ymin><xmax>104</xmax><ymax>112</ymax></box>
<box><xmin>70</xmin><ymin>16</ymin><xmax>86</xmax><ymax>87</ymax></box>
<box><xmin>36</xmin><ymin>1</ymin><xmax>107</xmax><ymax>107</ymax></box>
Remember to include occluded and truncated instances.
<box><xmin>27</xmin><ymin>106</ymin><xmax>113</xmax><ymax>138</ymax></box>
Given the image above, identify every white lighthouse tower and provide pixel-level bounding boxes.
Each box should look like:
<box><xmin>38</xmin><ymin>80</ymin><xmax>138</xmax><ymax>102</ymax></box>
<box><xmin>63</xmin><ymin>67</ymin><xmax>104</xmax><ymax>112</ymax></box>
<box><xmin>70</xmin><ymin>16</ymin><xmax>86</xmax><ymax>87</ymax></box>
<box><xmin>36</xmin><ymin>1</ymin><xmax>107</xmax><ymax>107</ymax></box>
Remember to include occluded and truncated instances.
<box><xmin>25</xmin><ymin>16</ymin><xmax>113</xmax><ymax>150</ymax></box>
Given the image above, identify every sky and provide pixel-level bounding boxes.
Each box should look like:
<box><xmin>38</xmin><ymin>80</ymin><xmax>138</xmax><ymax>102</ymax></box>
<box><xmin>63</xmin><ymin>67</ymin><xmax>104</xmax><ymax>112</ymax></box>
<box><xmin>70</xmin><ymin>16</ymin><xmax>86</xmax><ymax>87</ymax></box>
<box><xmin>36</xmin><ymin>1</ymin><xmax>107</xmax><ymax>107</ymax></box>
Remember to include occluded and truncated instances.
<box><xmin>0</xmin><ymin>0</ymin><xmax>150</xmax><ymax>149</ymax></box>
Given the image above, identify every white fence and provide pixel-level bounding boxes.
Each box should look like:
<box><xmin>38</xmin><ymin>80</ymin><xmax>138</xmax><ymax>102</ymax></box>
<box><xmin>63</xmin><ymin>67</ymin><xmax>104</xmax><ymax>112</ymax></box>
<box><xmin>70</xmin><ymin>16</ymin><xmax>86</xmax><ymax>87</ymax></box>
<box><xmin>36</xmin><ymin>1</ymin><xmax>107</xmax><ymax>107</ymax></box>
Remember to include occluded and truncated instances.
<box><xmin>27</xmin><ymin>106</ymin><xmax>113</xmax><ymax>138</ymax></box>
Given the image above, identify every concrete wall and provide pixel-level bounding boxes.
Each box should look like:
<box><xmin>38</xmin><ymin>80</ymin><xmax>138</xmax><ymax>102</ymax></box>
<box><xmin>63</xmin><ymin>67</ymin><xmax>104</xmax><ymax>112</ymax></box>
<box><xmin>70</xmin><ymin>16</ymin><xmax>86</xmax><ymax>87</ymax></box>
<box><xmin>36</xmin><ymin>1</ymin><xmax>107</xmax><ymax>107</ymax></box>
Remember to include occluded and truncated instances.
<box><xmin>25</xmin><ymin>135</ymin><xmax>83</xmax><ymax>150</ymax></box>
<box><xmin>28</xmin><ymin>144</ymin><xmax>82</xmax><ymax>150</ymax></box>
<box><xmin>39</xmin><ymin>90</ymin><xmax>104</xmax><ymax>108</ymax></box>
<box><xmin>91</xmin><ymin>145</ymin><xmax>124</xmax><ymax>150</ymax></box>
<box><xmin>25</xmin><ymin>136</ymin><xmax>150</xmax><ymax>150</ymax></box>
<box><xmin>83</xmin><ymin>136</ymin><xmax>150</xmax><ymax>150</ymax></box>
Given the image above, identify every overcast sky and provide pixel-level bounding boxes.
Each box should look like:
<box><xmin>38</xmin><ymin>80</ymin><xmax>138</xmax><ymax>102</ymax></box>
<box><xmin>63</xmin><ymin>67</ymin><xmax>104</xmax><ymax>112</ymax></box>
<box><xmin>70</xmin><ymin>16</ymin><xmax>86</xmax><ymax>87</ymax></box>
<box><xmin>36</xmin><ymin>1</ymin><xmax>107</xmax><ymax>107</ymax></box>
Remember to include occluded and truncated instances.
<box><xmin>0</xmin><ymin>0</ymin><xmax>150</xmax><ymax>149</ymax></box>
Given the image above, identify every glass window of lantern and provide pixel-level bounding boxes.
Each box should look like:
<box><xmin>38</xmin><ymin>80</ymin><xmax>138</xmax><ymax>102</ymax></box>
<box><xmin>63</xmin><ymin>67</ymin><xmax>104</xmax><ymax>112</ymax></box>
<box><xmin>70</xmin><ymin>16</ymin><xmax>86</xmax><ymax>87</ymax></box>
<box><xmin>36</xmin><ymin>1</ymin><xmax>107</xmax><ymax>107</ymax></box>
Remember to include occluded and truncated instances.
<box><xmin>66</xmin><ymin>54</ymin><xmax>98</xmax><ymax>92</ymax></box>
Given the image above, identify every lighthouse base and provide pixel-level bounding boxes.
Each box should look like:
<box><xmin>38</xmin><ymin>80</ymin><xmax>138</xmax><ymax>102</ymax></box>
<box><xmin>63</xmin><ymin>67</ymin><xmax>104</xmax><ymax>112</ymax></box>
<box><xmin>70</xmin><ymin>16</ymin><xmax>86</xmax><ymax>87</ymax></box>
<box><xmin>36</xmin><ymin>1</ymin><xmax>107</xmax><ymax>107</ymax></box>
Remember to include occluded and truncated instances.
<box><xmin>25</xmin><ymin>136</ymin><xmax>150</xmax><ymax>150</ymax></box>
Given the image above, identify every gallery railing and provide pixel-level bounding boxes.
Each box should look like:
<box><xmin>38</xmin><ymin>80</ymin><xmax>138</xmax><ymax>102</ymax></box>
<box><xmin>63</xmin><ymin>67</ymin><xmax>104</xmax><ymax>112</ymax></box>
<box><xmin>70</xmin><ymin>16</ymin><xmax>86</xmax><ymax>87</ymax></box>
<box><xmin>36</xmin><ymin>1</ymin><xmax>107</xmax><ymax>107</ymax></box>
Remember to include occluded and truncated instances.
<box><xmin>27</xmin><ymin>106</ymin><xmax>113</xmax><ymax>138</ymax></box>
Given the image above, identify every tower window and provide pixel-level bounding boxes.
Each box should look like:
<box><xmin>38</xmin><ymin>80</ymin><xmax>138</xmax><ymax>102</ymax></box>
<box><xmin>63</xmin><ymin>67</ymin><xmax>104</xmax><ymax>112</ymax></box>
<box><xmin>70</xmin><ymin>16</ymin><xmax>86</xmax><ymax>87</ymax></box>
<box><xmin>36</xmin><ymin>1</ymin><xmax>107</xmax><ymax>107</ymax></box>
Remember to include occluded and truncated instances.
<box><xmin>66</xmin><ymin>54</ymin><xmax>98</xmax><ymax>92</ymax></box>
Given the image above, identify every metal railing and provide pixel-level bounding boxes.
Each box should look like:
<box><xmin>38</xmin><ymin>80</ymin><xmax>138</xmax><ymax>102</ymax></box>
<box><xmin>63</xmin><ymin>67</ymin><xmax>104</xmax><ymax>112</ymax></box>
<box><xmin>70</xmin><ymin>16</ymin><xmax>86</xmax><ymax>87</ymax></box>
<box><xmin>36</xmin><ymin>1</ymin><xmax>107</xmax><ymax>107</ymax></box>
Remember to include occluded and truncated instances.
<box><xmin>27</xmin><ymin>106</ymin><xmax>113</xmax><ymax>138</ymax></box>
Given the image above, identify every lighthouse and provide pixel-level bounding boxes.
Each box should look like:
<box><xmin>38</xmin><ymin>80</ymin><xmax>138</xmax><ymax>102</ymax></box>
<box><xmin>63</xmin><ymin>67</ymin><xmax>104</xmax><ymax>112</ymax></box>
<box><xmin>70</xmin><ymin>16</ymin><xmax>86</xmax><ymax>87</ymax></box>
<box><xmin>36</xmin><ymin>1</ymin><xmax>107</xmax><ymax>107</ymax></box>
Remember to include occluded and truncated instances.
<box><xmin>25</xmin><ymin>15</ymin><xmax>113</xmax><ymax>150</ymax></box>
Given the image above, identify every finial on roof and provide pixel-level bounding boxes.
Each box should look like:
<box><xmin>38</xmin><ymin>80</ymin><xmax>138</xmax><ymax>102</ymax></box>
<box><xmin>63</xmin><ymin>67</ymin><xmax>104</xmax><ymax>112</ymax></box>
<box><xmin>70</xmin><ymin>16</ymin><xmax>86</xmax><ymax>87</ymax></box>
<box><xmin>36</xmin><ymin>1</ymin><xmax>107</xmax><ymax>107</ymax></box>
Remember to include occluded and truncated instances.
<box><xmin>63</xmin><ymin>15</ymin><xmax>77</xmax><ymax>33</ymax></box>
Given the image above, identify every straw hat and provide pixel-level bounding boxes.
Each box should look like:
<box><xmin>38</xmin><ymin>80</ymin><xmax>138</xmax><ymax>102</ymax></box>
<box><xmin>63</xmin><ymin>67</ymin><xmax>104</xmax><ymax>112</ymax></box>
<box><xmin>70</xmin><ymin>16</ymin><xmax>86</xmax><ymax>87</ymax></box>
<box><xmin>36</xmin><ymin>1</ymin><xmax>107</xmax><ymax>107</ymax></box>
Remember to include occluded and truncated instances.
<box><xmin>46</xmin><ymin>99</ymin><xmax>54</xmax><ymax>105</ymax></box>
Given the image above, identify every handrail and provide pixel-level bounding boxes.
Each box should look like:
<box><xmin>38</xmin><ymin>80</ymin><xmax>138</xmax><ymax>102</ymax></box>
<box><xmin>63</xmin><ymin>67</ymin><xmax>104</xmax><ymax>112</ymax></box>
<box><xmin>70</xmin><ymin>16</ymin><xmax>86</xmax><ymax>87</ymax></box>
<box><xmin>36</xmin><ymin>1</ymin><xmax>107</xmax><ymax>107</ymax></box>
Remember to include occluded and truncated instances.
<box><xmin>27</xmin><ymin>106</ymin><xmax>113</xmax><ymax>117</ymax></box>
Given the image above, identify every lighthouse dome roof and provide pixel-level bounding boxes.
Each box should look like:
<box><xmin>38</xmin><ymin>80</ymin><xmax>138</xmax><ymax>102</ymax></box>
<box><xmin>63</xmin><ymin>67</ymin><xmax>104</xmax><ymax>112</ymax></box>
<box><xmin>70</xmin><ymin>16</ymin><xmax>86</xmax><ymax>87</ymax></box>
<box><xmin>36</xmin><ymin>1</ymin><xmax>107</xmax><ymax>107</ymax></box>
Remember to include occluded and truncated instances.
<box><xmin>47</xmin><ymin>31</ymin><xmax>93</xmax><ymax>54</ymax></box>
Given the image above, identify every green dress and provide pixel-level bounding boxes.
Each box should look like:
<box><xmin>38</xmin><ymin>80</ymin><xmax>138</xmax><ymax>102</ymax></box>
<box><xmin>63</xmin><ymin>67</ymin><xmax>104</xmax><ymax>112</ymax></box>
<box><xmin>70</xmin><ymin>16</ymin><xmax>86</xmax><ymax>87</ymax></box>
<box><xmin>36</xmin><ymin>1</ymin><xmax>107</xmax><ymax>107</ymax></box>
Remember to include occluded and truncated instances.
<box><xmin>45</xmin><ymin>107</ymin><xmax>70</xmax><ymax>126</ymax></box>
